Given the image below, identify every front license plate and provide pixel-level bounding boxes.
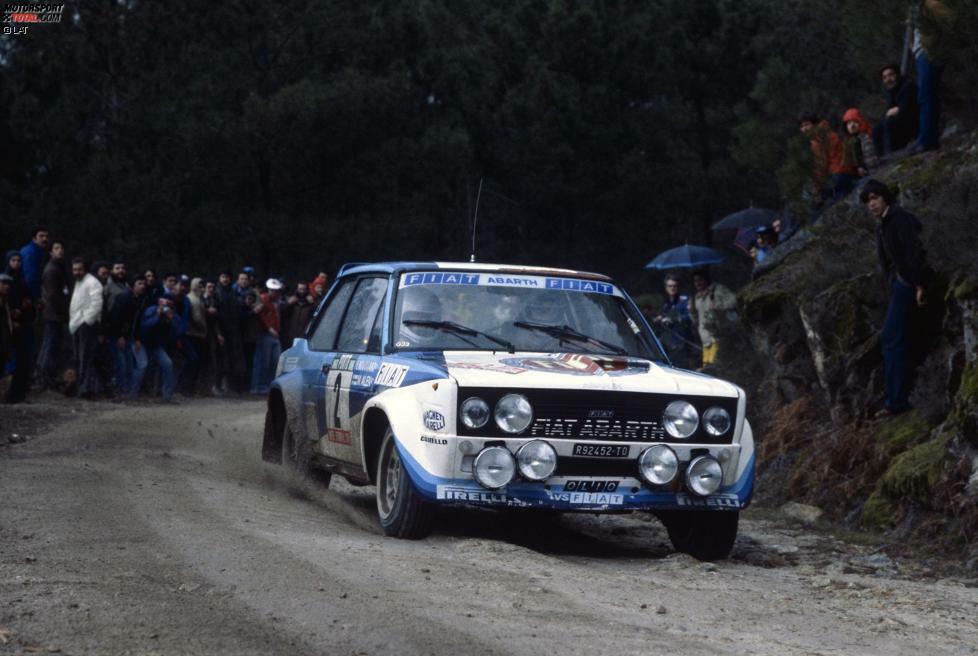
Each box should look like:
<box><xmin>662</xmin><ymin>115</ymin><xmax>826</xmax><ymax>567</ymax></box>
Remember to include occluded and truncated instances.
<box><xmin>572</xmin><ymin>444</ymin><xmax>630</xmax><ymax>458</ymax></box>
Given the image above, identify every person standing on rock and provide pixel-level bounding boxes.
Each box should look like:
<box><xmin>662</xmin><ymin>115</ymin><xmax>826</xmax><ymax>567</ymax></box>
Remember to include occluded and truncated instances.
<box><xmin>860</xmin><ymin>179</ymin><xmax>927</xmax><ymax>418</ymax></box>
<box><xmin>872</xmin><ymin>64</ymin><xmax>919</xmax><ymax>156</ymax></box>
<box><xmin>689</xmin><ymin>269</ymin><xmax>737</xmax><ymax>370</ymax></box>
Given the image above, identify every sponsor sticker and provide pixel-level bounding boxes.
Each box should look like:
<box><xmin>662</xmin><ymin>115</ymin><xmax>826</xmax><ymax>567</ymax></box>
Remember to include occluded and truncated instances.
<box><xmin>399</xmin><ymin>272</ymin><xmax>620</xmax><ymax>296</ymax></box>
<box><xmin>421</xmin><ymin>435</ymin><xmax>448</xmax><ymax>445</ymax></box>
<box><xmin>675</xmin><ymin>494</ymin><xmax>741</xmax><ymax>509</ymax></box>
<box><xmin>563</xmin><ymin>480</ymin><xmax>620</xmax><ymax>493</ymax></box>
<box><xmin>544</xmin><ymin>278</ymin><xmax>615</xmax><ymax>295</ymax></box>
<box><xmin>423</xmin><ymin>409</ymin><xmax>446</xmax><ymax>432</ymax></box>
<box><xmin>403</xmin><ymin>272</ymin><xmax>481</xmax><ymax>287</ymax></box>
<box><xmin>436</xmin><ymin>485</ymin><xmax>507</xmax><ymax>503</ymax></box>
<box><xmin>327</xmin><ymin>428</ymin><xmax>352</xmax><ymax>445</ymax></box>
<box><xmin>549</xmin><ymin>491</ymin><xmax>624</xmax><ymax>505</ymax></box>
<box><xmin>283</xmin><ymin>356</ymin><xmax>299</xmax><ymax>372</ymax></box>
<box><xmin>375</xmin><ymin>363</ymin><xmax>409</xmax><ymax>388</ymax></box>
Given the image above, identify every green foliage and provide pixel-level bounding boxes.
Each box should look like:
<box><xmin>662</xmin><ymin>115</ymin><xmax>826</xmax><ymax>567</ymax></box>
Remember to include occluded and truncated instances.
<box><xmin>0</xmin><ymin>0</ymin><xmax>972</xmax><ymax>279</ymax></box>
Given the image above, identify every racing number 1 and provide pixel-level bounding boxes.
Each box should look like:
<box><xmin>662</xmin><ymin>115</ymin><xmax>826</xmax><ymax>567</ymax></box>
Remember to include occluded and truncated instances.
<box><xmin>332</xmin><ymin>373</ymin><xmax>342</xmax><ymax>426</ymax></box>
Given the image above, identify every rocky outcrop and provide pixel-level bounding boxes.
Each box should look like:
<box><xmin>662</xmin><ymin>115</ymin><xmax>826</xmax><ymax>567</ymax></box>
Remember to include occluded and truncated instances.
<box><xmin>725</xmin><ymin>132</ymin><xmax>978</xmax><ymax>561</ymax></box>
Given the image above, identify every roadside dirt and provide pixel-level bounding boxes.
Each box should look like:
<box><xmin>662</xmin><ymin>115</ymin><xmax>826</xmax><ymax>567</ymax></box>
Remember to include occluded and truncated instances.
<box><xmin>2</xmin><ymin>396</ymin><xmax>977</xmax><ymax>655</ymax></box>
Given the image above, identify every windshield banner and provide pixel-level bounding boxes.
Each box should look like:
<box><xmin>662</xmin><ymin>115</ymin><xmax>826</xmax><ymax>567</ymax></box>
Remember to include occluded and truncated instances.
<box><xmin>399</xmin><ymin>271</ymin><xmax>620</xmax><ymax>296</ymax></box>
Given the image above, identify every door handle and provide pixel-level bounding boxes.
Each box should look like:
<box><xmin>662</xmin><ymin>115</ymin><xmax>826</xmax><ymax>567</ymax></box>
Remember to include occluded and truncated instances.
<box><xmin>321</xmin><ymin>363</ymin><xmax>331</xmax><ymax>375</ymax></box>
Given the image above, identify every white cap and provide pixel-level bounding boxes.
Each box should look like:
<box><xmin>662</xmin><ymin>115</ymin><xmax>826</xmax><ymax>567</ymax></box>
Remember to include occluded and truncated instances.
<box><xmin>266</xmin><ymin>278</ymin><xmax>283</xmax><ymax>291</ymax></box>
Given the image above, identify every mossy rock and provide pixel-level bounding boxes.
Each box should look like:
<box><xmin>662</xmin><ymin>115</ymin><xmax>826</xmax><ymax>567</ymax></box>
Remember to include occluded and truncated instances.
<box><xmin>950</xmin><ymin>276</ymin><xmax>978</xmax><ymax>301</ymax></box>
<box><xmin>872</xmin><ymin>411</ymin><xmax>931</xmax><ymax>453</ymax></box>
<box><xmin>861</xmin><ymin>489</ymin><xmax>898</xmax><ymax>528</ymax></box>
<box><xmin>877</xmin><ymin>431</ymin><xmax>952</xmax><ymax>504</ymax></box>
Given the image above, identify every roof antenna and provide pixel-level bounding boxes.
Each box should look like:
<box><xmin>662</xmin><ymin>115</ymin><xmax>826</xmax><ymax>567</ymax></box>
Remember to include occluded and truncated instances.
<box><xmin>469</xmin><ymin>177</ymin><xmax>483</xmax><ymax>263</ymax></box>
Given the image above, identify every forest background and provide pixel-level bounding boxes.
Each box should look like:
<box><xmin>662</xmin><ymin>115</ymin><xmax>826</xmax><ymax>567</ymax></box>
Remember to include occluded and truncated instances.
<box><xmin>1</xmin><ymin>0</ymin><xmax>976</xmax><ymax>288</ymax></box>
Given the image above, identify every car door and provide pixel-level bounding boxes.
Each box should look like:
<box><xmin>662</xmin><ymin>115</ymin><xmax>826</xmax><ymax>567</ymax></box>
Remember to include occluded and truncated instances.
<box><xmin>324</xmin><ymin>276</ymin><xmax>390</xmax><ymax>465</ymax></box>
<box><xmin>304</xmin><ymin>279</ymin><xmax>356</xmax><ymax>449</ymax></box>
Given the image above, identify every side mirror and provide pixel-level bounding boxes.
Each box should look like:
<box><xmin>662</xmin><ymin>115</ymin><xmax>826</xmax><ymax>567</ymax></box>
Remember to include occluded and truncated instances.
<box><xmin>292</xmin><ymin>337</ymin><xmax>309</xmax><ymax>353</ymax></box>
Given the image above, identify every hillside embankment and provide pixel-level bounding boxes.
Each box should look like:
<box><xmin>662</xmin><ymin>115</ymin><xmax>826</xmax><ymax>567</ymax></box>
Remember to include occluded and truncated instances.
<box><xmin>714</xmin><ymin>130</ymin><xmax>978</xmax><ymax>568</ymax></box>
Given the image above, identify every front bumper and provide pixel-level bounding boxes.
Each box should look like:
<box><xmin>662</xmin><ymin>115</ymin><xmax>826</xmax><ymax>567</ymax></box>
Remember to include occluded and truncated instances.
<box><xmin>397</xmin><ymin>433</ymin><xmax>754</xmax><ymax>511</ymax></box>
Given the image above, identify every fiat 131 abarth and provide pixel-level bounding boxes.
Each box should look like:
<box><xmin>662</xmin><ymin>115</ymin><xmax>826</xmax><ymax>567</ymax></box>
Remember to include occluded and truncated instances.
<box><xmin>262</xmin><ymin>262</ymin><xmax>754</xmax><ymax>560</ymax></box>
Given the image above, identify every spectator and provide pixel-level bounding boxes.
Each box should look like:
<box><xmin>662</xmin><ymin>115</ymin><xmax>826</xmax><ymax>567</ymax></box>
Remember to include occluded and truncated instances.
<box><xmin>113</xmin><ymin>275</ymin><xmax>151</xmax><ymax>399</ymax></box>
<box><xmin>799</xmin><ymin>113</ymin><xmax>858</xmax><ymax>202</ymax></box>
<box><xmin>143</xmin><ymin>269</ymin><xmax>164</xmax><ymax>303</ymax></box>
<box><xmin>136</xmin><ymin>298</ymin><xmax>180</xmax><ymax>403</ymax></box>
<box><xmin>842</xmin><ymin>108</ymin><xmax>879</xmax><ymax>177</ymax></box>
<box><xmin>652</xmin><ymin>274</ymin><xmax>696</xmax><ymax>369</ymax></box>
<box><xmin>240</xmin><ymin>290</ymin><xmax>260</xmax><ymax>393</ymax></box>
<box><xmin>19</xmin><ymin>225</ymin><xmax>48</xmax><ymax>301</ymax></box>
<box><xmin>38</xmin><ymin>240</ymin><xmax>70</xmax><ymax>390</ymax></box>
<box><xmin>215</xmin><ymin>270</ymin><xmax>240</xmax><ymax>394</ymax></box>
<box><xmin>860</xmin><ymin>180</ymin><xmax>928</xmax><ymax>418</ymax></box>
<box><xmin>872</xmin><ymin>64</ymin><xmax>919</xmax><ymax>156</ymax></box>
<box><xmin>3</xmin><ymin>251</ymin><xmax>35</xmax><ymax>403</ymax></box>
<box><xmin>162</xmin><ymin>273</ymin><xmax>178</xmax><ymax>296</ymax></box>
<box><xmin>909</xmin><ymin>0</ymin><xmax>950</xmax><ymax>152</ymax></box>
<box><xmin>0</xmin><ymin>274</ymin><xmax>12</xmax><ymax>373</ymax></box>
<box><xmin>167</xmin><ymin>276</ymin><xmax>197</xmax><ymax>395</ymax></box>
<box><xmin>250</xmin><ymin>278</ymin><xmax>282</xmax><ymax>395</ymax></box>
<box><xmin>280</xmin><ymin>281</ymin><xmax>314</xmax><ymax>348</ymax></box>
<box><xmin>311</xmin><ymin>274</ymin><xmax>328</xmax><ymax>303</ymax></box>
<box><xmin>185</xmin><ymin>277</ymin><xmax>208</xmax><ymax>394</ymax></box>
<box><xmin>201</xmin><ymin>280</ymin><xmax>224</xmax><ymax>395</ymax></box>
<box><xmin>689</xmin><ymin>269</ymin><xmax>737</xmax><ymax>370</ymax></box>
<box><xmin>68</xmin><ymin>257</ymin><xmax>103</xmax><ymax>399</ymax></box>
<box><xmin>104</xmin><ymin>260</ymin><xmax>130</xmax><ymax>396</ymax></box>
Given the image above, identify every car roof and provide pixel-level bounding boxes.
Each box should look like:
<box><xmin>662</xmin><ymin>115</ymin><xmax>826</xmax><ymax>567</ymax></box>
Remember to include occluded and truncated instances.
<box><xmin>337</xmin><ymin>261</ymin><xmax>614</xmax><ymax>282</ymax></box>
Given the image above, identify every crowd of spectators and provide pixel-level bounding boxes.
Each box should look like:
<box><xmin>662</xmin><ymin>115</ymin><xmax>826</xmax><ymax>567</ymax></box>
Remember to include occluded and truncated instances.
<box><xmin>0</xmin><ymin>228</ymin><xmax>330</xmax><ymax>404</ymax></box>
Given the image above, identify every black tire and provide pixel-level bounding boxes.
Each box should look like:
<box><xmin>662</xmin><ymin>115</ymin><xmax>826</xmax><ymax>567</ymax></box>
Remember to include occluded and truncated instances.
<box><xmin>659</xmin><ymin>510</ymin><xmax>739</xmax><ymax>561</ymax></box>
<box><xmin>282</xmin><ymin>424</ymin><xmax>332</xmax><ymax>488</ymax></box>
<box><xmin>375</xmin><ymin>428</ymin><xmax>434</xmax><ymax>539</ymax></box>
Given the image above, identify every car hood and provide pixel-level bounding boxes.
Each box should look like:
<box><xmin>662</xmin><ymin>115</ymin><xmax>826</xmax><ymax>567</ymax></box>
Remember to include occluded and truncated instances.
<box><xmin>438</xmin><ymin>351</ymin><xmax>738</xmax><ymax>397</ymax></box>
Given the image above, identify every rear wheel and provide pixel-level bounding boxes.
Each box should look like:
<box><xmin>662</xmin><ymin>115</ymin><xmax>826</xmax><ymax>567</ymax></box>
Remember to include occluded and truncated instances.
<box><xmin>282</xmin><ymin>425</ymin><xmax>331</xmax><ymax>488</ymax></box>
<box><xmin>375</xmin><ymin>428</ymin><xmax>434</xmax><ymax>539</ymax></box>
<box><xmin>659</xmin><ymin>510</ymin><xmax>739</xmax><ymax>561</ymax></box>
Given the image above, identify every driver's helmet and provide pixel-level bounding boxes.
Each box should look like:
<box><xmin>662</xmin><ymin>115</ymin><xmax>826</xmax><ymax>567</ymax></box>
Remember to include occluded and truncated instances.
<box><xmin>522</xmin><ymin>293</ymin><xmax>563</xmax><ymax>324</ymax></box>
<box><xmin>399</xmin><ymin>288</ymin><xmax>443</xmax><ymax>345</ymax></box>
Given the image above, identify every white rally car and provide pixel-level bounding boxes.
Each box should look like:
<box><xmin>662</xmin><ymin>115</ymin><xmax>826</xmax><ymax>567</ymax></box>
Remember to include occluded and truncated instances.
<box><xmin>262</xmin><ymin>262</ymin><xmax>754</xmax><ymax>560</ymax></box>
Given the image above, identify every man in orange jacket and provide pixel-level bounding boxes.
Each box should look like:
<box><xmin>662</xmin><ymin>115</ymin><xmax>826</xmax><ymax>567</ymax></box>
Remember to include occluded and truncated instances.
<box><xmin>799</xmin><ymin>113</ymin><xmax>859</xmax><ymax>202</ymax></box>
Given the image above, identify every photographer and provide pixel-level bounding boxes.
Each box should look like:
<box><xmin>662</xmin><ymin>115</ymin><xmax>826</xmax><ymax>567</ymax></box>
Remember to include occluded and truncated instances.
<box><xmin>134</xmin><ymin>297</ymin><xmax>180</xmax><ymax>403</ymax></box>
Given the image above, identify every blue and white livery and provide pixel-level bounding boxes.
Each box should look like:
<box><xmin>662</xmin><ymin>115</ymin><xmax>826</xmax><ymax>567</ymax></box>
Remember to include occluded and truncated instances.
<box><xmin>262</xmin><ymin>262</ymin><xmax>754</xmax><ymax>560</ymax></box>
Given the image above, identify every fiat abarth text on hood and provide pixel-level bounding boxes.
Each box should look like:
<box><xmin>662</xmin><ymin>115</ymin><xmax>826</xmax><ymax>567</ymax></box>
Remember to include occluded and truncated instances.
<box><xmin>261</xmin><ymin>262</ymin><xmax>754</xmax><ymax>560</ymax></box>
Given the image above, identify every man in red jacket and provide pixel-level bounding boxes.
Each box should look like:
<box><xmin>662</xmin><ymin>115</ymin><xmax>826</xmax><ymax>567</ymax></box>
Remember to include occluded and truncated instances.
<box><xmin>250</xmin><ymin>278</ymin><xmax>282</xmax><ymax>395</ymax></box>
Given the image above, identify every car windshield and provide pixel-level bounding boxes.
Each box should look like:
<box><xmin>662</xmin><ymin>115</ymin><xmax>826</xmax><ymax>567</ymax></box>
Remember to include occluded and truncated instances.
<box><xmin>392</xmin><ymin>271</ymin><xmax>665</xmax><ymax>360</ymax></box>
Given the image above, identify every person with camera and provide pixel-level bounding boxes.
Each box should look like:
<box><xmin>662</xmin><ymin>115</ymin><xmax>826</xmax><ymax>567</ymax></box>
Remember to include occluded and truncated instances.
<box><xmin>135</xmin><ymin>297</ymin><xmax>182</xmax><ymax>403</ymax></box>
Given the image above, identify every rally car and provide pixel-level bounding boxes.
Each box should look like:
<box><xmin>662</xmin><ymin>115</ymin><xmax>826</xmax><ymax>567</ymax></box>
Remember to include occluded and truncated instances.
<box><xmin>262</xmin><ymin>262</ymin><xmax>754</xmax><ymax>560</ymax></box>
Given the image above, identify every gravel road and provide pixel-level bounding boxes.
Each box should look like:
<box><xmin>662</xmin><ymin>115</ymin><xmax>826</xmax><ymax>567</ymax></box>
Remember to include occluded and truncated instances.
<box><xmin>2</xmin><ymin>397</ymin><xmax>977</xmax><ymax>656</ymax></box>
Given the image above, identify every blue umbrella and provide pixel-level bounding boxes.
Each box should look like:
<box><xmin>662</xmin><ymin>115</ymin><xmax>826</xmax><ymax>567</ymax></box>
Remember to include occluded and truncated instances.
<box><xmin>645</xmin><ymin>244</ymin><xmax>727</xmax><ymax>270</ymax></box>
<box><xmin>711</xmin><ymin>207</ymin><xmax>776</xmax><ymax>231</ymax></box>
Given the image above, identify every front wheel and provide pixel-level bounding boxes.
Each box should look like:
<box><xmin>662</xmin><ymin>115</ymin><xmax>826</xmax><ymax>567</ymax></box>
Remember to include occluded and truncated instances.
<box><xmin>375</xmin><ymin>428</ymin><xmax>434</xmax><ymax>539</ymax></box>
<box><xmin>659</xmin><ymin>510</ymin><xmax>739</xmax><ymax>561</ymax></box>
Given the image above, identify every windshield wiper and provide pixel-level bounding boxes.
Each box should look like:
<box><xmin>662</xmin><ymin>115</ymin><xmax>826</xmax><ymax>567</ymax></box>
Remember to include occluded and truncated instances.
<box><xmin>512</xmin><ymin>321</ymin><xmax>628</xmax><ymax>356</ymax></box>
<box><xmin>402</xmin><ymin>320</ymin><xmax>516</xmax><ymax>353</ymax></box>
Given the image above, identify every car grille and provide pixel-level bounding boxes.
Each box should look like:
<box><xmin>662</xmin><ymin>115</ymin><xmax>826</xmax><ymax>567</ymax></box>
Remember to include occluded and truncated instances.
<box><xmin>457</xmin><ymin>387</ymin><xmax>737</xmax><ymax>445</ymax></box>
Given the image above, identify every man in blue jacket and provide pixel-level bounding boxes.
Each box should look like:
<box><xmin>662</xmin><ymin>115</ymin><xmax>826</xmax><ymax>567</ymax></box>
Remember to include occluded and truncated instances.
<box><xmin>135</xmin><ymin>297</ymin><xmax>182</xmax><ymax>403</ymax></box>
<box><xmin>19</xmin><ymin>226</ymin><xmax>48</xmax><ymax>301</ymax></box>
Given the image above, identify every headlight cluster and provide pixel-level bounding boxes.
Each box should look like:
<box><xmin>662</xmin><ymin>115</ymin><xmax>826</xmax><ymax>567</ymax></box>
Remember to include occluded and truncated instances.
<box><xmin>461</xmin><ymin>394</ymin><xmax>533</xmax><ymax>434</ymax></box>
<box><xmin>663</xmin><ymin>401</ymin><xmax>731</xmax><ymax>439</ymax></box>
<box><xmin>473</xmin><ymin>440</ymin><xmax>556</xmax><ymax>489</ymax></box>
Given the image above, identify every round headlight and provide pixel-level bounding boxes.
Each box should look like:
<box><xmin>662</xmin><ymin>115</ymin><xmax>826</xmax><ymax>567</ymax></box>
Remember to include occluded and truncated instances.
<box><xmin>663</xmin><ymin>400</ymin><xmax>699</xmax><ymax>439</ymax></box>
<box><xmin>516</xmin><ymin>440</ymin><xmax>557</xmax><ymax>481</ymax></box>
<box><xmin>461</xmin><ymin>397</ymin><xmax>490</xmax><ymax>429</ymax></box>
<box><xmin>685</xmin><ymin>455</ymin><xmax>723</xmax><ymax>496</ymax></box>
<box><xmin>494</xmin><ymin>394</ymin><xmax>533</xmax><ymax>434</ymax></box>
<box><xmin>473</xmin><ymin>446</ymin><xmax>516</xmax><ymax>489</ymax></box>
<box><xmin>638</xmin><ymin>445</ymin><xmax>679</xmax><ymax>486</ymax></box>
<box><xmin>703</xmin><ymin>406</ymin><xmax>732</xmax><ymax>436</ymax></box>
